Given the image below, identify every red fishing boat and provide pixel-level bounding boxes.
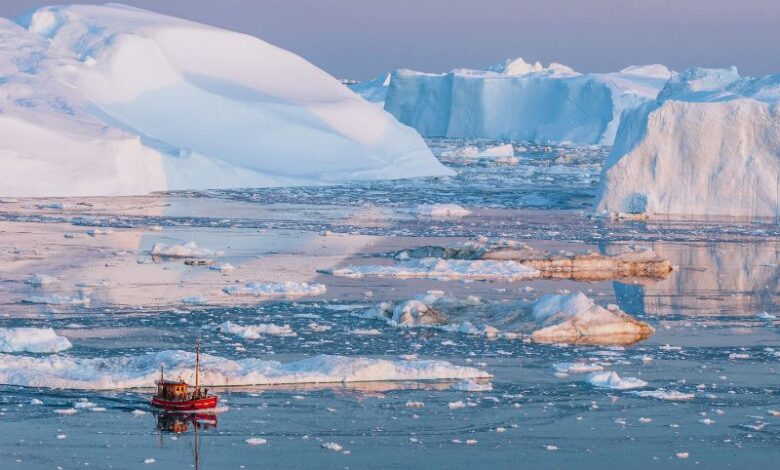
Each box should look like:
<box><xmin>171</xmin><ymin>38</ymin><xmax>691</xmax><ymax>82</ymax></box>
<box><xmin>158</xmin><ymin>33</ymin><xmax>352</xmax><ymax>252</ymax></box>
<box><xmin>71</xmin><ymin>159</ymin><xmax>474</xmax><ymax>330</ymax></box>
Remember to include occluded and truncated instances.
<box><xmin>151</xmin><ymin>338</ymin><xmax>218</xmax><ymax>411</ymax></box>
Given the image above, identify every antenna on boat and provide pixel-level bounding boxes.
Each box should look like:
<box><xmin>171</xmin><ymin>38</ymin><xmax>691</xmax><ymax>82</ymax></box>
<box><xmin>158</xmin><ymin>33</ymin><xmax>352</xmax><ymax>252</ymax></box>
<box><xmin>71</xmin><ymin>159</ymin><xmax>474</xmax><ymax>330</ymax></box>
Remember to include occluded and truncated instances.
<box><xmin>160</xmin><ymin>364</ymin><xmax>164</xmax><ymax>382</ymax></box>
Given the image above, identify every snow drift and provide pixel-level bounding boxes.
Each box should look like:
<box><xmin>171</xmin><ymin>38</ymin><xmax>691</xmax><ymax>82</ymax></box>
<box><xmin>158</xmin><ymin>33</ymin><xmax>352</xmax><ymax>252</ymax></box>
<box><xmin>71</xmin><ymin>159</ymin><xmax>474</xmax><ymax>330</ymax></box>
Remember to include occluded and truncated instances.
<box><xmin>596</xmin><ymin>67</ymin><xmax>780</xmax><ymax>217</ymax></box>
<box><xmin>0</xmin><ymin>4</ymin><xmax>451</xmax><ymax>197</ymax></box>
<box><xmin>375</xmin><ymin>58</ymin><xmax>672</xmax><ymax>144</ymax></box>
<box><xmin>0</xmin><ymin>351</ymin><xmax>489</xmax><ymax>389</ymax></box>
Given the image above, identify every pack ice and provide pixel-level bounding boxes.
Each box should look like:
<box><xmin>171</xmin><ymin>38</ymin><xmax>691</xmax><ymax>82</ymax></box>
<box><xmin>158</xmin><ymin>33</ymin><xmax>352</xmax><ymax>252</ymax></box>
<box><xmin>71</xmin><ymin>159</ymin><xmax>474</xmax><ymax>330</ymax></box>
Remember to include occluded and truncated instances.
<box><xmin>0</xmin><ymin>4</ymin><xmax>451</xmax><ymax>197</ymax></box>
<box><xmin>356</xmin><ymin>58</ymin><xmax>672</xmax><ymax>144</ymax></box>
<box><xmin>596</xmin><ymin>67</ymin><xmax>780</xmax><ymax>217</ymax></box>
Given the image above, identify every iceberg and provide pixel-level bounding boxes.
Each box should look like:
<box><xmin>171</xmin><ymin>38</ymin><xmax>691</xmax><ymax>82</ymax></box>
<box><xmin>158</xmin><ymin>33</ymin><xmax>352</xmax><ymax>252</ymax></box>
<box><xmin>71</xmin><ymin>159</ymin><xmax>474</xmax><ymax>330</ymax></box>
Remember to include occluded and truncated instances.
<box><xmin>0</xmin><ymin>351</ymin><xmax>490</xmax><ymax>389</ymax></box>
<box><xmin>596</xmin><ymin>67</ymin><xmax>780</xmax><ymax>217</ymax></box>
<box><xmin>379</xmin><ymin>59</ymin><xmax>672</xmax><ymax>144</ymax></box>
<box><xmin>0</xmin><ymin>4</ymin><xmax>451</xmax><ymax>197</ymax></box>
<box><xmin>531</xmin><ymin>292</ymin><xmax>655</xmax><ymax>345</ymax></box>
<box><xmin>0</xmin><ymin>327</ymin><xmax>72</xmax><ymax>353</ymax></box>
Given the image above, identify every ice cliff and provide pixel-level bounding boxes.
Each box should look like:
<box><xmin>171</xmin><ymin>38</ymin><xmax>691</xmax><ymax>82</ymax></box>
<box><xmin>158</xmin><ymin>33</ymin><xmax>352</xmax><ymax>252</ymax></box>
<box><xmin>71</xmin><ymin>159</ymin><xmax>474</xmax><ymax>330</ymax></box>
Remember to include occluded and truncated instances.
<box><xmin>596</xmin><ymin>67</ymin><xmax>780</xmax><ymax>218</ymax></box>
<box><xmin>355</xmin><ymin>58</ymin><xmax>672</xmax><ymax>144</ymax></box>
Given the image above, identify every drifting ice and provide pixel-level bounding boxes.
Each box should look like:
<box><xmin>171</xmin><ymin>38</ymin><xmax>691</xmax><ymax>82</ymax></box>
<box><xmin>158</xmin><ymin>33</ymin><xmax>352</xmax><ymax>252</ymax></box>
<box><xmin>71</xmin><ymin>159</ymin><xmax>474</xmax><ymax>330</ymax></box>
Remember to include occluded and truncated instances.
<box><xmin>0</xmin><ymin>351</ymin><xmax>490</xmax><ymax>389</ymax></box>
<box><xmin>0</xmin><ymin>327</ymin><xmax>72</xmax><ymax>353</ymax></box>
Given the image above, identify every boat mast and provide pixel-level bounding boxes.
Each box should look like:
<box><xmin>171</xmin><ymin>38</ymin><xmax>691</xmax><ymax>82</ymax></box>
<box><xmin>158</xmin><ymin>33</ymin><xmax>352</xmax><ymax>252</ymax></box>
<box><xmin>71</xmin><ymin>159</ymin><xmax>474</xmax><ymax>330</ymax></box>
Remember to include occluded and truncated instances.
<box><xmin>195</xmin><ymin>337</ymin><xmax>200</xmax><ymax>390</ymax></box>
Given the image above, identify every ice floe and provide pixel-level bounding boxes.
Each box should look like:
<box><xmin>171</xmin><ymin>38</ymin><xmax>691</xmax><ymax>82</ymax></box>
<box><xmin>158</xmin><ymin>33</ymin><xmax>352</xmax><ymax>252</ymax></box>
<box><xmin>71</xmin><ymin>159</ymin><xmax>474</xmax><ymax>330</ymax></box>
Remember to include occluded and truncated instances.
<box><xmin>630</xmin><ymin>390</ymin><xmax>695</xmax><ymax>401</ymax></box>
<box><xmin>394</xmin><ymin>238</ymin><xmax>673</xmax><ymax>281</ymax></box>
<box><xmin>151</xmin><ymin>242</ymin><xmax>222</xmax><ymax>258</ymax></box>
<box><xmin>411</xmin><ymin>204</ymin><xmax>472</xmax><ymax>218</ymax></box>
<box><xmin>21</xmin><ymin>294</ymin><xmax>90</xmax><ymax>306</ymax></box>
<box><xmin>363</xmin><ymin>290</ymin><xmax>652</xmax><ymax>345</ymax></box>
<box><xmin>24</xmin><ymin>274</ymin><xmax>58</xmax><ymax>286</ymax></box>
<box><xmin>222</xmin><ymin>282</ymin><xmax>326</xmax><ymax>299</ymax></box>
<box><xmin>0</xmin><ymin>327</ymin><xmax>72</xmax><ymax>353</ymax></box>
<box><xmin>451</xmin><ymin>379</ymin><xmax>493</xmax><ymax>392</ymax></box>
<box><xmin>586</xmin><ymin>371</ymin><xmax>647</xmax><ymax>390</ymax></box>
<box><xmin>216</xmin><ymin>321</ymin><xmax>297</xmax><ymax>338</ymax></box>
<box><xmin>531</xmin><ymin>293</ymin><xmax>654</xmax><ymax>345</ymax></box>
<box><xmin>0</xmin><ymin>351</ymin><xmax>489</xmax><ymax>389</ymax></box>
<box><xmin>324</xmin><ymin>258</ymin><xmax>539</xmax><ymax>281</ymax></box>
<box><xmin>553</xmin><ymin>362</ymin><xmax>604</xmax><ymax>374</ymax></box>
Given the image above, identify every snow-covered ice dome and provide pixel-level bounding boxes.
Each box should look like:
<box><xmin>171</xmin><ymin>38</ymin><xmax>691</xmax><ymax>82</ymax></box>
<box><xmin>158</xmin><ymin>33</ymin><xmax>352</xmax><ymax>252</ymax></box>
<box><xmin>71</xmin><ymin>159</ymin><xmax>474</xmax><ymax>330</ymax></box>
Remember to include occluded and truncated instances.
<box><xmin>596</xmin><ymin>67</ymin><xmax>780</xmax><ymax>218</ymax></box>
<box><xmin>0</xmin><ymin>4</ymin><xmax>451</xmax><ymax>197</ymax></box>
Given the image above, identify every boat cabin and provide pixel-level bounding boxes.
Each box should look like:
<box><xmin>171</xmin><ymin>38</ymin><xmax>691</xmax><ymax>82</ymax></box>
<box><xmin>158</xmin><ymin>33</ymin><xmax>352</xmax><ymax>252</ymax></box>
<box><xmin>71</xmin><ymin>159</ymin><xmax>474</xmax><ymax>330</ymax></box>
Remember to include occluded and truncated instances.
<box><xmin>156</xmin><ymin>379</ymin><xmax>189</xmax><ymax>401</ymax></box>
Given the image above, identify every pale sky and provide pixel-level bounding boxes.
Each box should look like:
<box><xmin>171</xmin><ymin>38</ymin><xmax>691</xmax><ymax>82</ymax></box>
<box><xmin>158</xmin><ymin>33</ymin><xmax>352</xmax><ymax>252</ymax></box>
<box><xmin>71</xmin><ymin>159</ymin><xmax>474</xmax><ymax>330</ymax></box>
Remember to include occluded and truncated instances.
<box><xmin>2</xmin><ymin>0</ymin><xmax>778</xmax><ymax>80</ymax></box>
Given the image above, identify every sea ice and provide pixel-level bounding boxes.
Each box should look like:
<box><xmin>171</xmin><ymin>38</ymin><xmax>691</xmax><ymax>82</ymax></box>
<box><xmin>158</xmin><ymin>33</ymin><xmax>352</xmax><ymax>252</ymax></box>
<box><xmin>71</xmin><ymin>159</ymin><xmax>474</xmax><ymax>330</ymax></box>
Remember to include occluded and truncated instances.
<box><xmin>0</xmin><ymin>327</ymin><xmax>72</xmax><ymax>353</ymax></box>
<box><xmin>216</xmin><ymin>321</ymin><xmax>297</xmax><ymax>339</ymax></box>
<box><xmin>324</xmin><ymin>258</ymin><xmax>540</xmax><ymax>281</ymax></box>
<box><xmin>0</xmin><ymin>351</ymin><xmax>490</xmax><ymax>389</ymax></box>
<box><xmin>531</xmin><ymin>292</ymin><xmax>654</xmax><ymax>345</ymax></box>
<box><xmin>151</xmin><ymin>242</ymin><xmax>221</xmax><ymax>258</ymax></box>
<box><xmin>24</xmin><ymin>274</ymin><xmax>58</xmax><ymax>286</ymax></box>
<box><xmin>412</xmin><ymin>204</ymin><xmax>472</xmax><ymax>218</ymax></box>
<box><xmin>222</xmin><ymin>282</ymin><xmax>326</xmax><ymax>299</ymax></box>
<box><xmin>586</xmin><ymin>371</ymin><xmax>647</xmax><ymax>390</ymax></box>
<box><xmin>630</xmin><ymin>390</ymin><xmax>695</xmax><ymax>401</ymax></box>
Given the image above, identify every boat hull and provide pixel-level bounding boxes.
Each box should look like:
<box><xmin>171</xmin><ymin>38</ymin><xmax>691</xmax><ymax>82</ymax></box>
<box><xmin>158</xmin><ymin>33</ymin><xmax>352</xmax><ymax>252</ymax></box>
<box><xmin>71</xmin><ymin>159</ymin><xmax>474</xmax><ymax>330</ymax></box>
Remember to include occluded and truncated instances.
<box><xmin>151</xmin><ymin>396</ymin><xmax>218</xmax><ymax>411</ymax></box>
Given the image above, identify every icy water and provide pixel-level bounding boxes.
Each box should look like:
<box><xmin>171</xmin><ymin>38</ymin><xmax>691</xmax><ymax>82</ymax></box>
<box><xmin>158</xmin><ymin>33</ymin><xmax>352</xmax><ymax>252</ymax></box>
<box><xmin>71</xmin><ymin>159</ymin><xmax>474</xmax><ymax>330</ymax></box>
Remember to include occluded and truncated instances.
<box><xmin>0</xmin><ymin>139</ymin><xmax>778</xmax><ymax>469</ymax></box>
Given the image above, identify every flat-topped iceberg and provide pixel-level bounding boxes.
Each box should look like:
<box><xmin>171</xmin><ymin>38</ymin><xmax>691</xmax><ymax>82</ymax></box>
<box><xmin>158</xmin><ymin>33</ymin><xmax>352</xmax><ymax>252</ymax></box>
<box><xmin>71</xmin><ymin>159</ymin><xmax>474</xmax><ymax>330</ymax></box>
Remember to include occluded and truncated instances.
<box><xmin>596</xmin><ymin>67</ymin><xmax>780</xmax><ymax>217</ymax></box>
<box><xmin>0</xmin><ymin>4</ymin><xmax>451</xmax><ymax>197</ymax></box>
<box><xmin>0</xmin><ymin>351</ymin><xmax>489</xmax><ymax>389</ymax></box>
<box><xmin>370</xmin><ymin>58</ymin><xmax>672</xmax><ymax>144</ymax></box>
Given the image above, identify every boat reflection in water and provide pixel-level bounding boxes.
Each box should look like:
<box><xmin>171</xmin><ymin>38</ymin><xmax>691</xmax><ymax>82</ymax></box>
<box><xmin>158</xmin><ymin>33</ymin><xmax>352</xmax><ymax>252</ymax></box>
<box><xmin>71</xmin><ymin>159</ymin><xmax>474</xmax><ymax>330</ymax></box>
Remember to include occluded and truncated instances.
<box><xmin>155</xmin><ymin>412</ymin><xmax>217</xmax><ymax>470</ymax></box>
<box><xmin>156</xmin><ymin>411</ymin><xmax>218</xmax><ymax>433</ymax></box>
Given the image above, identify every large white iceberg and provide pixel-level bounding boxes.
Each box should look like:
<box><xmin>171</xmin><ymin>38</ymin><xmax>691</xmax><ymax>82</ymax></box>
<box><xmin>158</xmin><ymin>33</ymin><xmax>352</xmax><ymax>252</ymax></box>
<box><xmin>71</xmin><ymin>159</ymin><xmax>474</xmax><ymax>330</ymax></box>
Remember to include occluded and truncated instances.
<box><xmin>0</xmin><ymin>4</ymin><xmax>451</xmax><ymax>197</ymax></box>
<box><xmin>596</xmin><ymin>67</ymin><xmax>780</xmax><ymax>217</ymax></box>
<box><xmin>375</xmin><ymin>58</ymin><xmax>672</xmax><ymax>144</ymax></box>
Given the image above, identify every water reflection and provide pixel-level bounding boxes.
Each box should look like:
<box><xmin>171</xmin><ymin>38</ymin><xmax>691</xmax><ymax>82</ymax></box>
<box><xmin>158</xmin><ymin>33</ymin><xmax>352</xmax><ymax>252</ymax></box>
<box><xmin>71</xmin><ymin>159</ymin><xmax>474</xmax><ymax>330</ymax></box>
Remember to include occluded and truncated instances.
<box><xmin>155</xmin><ymin>412</ymin><xmax>218</xmax><ymax>470</ymax></box>
<box><xmin>609</xmin><ymin>241</ymin><xmax>779</xmax><ymax>317</ymax></box>
<box><xmin>155</xmin><ymin>411</ymin><xmax>218</xmax><ymax>434</ymax></box>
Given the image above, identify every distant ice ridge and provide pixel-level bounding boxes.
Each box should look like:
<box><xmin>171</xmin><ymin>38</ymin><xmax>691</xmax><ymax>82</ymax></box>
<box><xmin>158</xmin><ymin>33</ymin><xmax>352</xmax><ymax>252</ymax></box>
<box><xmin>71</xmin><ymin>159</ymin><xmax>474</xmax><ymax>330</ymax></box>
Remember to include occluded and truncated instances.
<box><xmin>0</xmin><ymin>327</ymin><xmax>72</xmax><ymax>353</ymax></box>
<box><xmin>596</xmin><ymin>67</ymin><xmax>780</xmax><ymax>217</ymax></box>
<box><xmin>367</xmin><ymin>58</ymin><xmax>673</xmax><ymax>144</ymax></box>
<box><xmin>0</xmin><ymin>4</ymin><xmax>451</xmax><ymax>197</ymax></box>
<box><xmin>0</xmin><ymin>352</ymin><xmax>489</xmax><ymax>389</ymax></box>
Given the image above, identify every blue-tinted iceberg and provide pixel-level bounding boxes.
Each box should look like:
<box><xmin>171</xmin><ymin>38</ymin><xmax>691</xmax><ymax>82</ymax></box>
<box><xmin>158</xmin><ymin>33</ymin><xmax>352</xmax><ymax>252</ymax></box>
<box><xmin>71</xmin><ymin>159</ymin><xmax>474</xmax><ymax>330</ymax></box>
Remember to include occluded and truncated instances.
<box><xmin>372</xmin><ymin>58</ymin><xmax>672</xmax><ymax>144</ymax></box>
